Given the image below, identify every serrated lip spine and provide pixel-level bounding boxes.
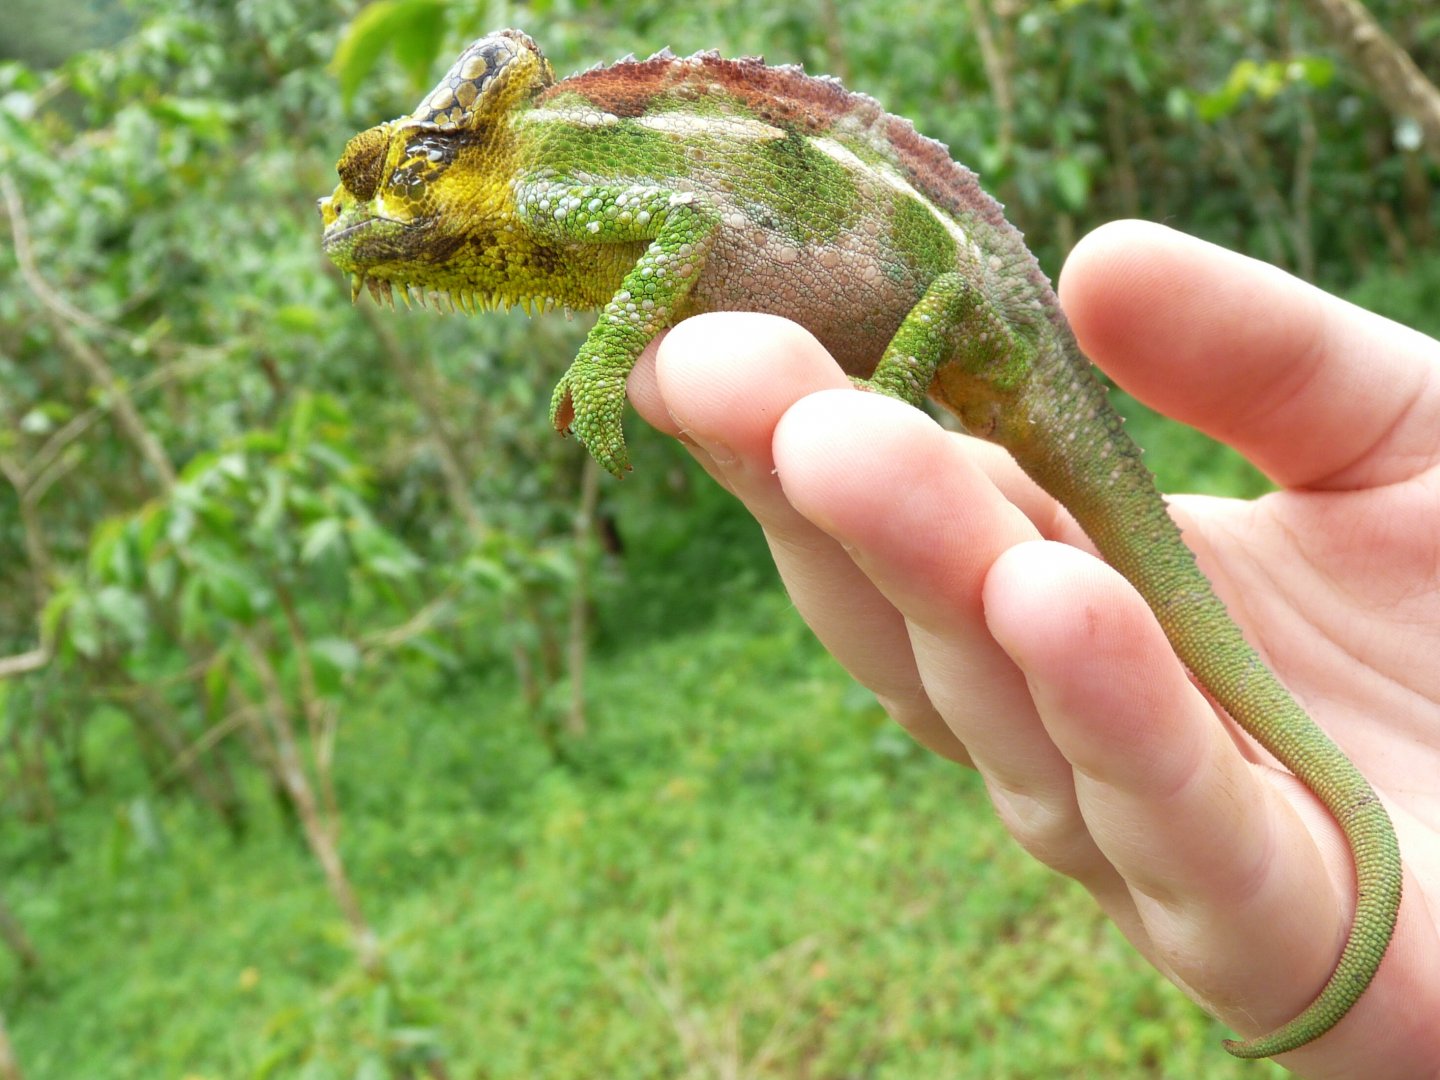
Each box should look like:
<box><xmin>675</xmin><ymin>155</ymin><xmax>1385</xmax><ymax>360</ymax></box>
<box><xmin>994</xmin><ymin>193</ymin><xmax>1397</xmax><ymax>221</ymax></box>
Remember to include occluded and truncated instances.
<box><xmin>346</xmin><ymin>272</ymin><xmax>558</xmax><ymax>317</ymax></box>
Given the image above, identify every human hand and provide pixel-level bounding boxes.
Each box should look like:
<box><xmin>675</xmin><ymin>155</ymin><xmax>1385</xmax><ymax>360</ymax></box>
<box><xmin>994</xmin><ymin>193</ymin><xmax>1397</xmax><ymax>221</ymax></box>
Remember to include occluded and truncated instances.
<box><xmin>628</xmin><ymin>221</ymin><xmax>1440</xmax><ymax>1078</ymax></box>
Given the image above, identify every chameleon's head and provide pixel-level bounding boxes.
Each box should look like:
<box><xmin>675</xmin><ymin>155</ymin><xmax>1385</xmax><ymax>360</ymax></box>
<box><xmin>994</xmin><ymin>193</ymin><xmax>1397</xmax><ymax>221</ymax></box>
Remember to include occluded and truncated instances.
<box><xmin>319</xmin><ymin>29</ymin><xmax>554</xmax><ymax>301</ymax></box>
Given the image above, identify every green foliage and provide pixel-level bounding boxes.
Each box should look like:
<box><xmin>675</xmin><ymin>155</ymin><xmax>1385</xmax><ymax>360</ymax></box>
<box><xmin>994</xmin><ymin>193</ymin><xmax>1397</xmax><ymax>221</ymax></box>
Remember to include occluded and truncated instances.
<box><xmin>1190</xmin><ymin>55</ymin><xmax>1336</xmax><ymax>122</ymax></box>
<box><xmin>2</xmin><ymin>593</ymin><xmax>1285</xmax><ymax>1077</ymax></box>
<box><xmin>1344</xmin><ymin>248</ymin><xmax>1440</xmax><ymax>339</ymax></box>
<box><xmin>331</xmin><ymin>0</ymin><xmax>450</xmax><ymax>105</ymax></box>
<box><xmin>65</xmin><ymin>394</ymin><xmax>413</xmax><ymax>651</ymax></box>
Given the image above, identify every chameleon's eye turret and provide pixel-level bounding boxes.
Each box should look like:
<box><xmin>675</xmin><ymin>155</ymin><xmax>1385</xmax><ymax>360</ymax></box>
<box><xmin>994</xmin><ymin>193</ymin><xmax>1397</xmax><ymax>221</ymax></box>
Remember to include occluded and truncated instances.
<box><xmin>385</xmin><ymin>131</ymin><xmax>460</xmax><ymax>197</ymax></box>
<box><xmin>410</xmin><ymin>29</ymin><xmax>555</xmax><ymax>129</ymax></box>
<box><xmin>335</xmin><ymin>125</ymin><xmax>392</xmax><ymax>202</ymax></box>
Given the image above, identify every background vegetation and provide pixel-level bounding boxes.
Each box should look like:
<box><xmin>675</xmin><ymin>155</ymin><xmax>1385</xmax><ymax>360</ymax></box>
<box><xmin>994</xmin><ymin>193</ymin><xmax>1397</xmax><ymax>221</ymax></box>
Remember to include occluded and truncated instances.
<box><xmin>1</xmin><ymin>0</ymin><xmax>1436</xmax><ymax>1076</ymax></box>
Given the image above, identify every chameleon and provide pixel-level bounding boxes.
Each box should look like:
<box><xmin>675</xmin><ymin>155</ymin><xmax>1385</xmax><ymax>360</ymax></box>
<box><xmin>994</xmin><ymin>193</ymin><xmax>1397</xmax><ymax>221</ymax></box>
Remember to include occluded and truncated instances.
<box><xmin>319</xmin><ymin>29</ymin><xmax>1402</xmax><ymax>1059</ymax></box>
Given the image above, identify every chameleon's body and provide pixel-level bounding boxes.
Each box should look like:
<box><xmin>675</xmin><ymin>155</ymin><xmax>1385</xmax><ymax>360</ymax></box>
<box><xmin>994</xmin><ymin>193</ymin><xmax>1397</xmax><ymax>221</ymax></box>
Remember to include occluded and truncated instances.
<box><xmin>320</xmin><ymin>30</ymin><xmax>1401</xmax><ymax>1058</ymax></box>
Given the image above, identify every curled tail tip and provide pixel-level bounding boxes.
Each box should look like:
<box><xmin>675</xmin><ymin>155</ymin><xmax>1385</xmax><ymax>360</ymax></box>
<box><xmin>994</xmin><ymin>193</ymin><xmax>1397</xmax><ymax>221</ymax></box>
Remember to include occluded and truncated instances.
<box><xmin>1221</xmin><ymin>1017</ymin><xmax>1327</xmax><ymax>1060</ymax></box>
<box><xmin>1218</xmin><ymin>920</ymin><xmax>1400</xmax><ymax>1060</ymax></box>
<box><xmin>1219</xmin><ymin>966</ymin><xmax>1382</xmax><ymax>1059</ymax></box>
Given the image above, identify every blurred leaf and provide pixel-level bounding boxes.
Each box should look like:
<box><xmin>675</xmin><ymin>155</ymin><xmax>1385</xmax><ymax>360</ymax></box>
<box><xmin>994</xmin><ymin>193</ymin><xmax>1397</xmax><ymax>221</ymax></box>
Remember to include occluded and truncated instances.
<box><xmin>103</xmin><ymin>807</ymin><xmax>132</xmax><ymax>879</ymax></box>
<box><xmin>255</xmin><ymin>469</ymin><xmax>288</xmax><ymax>534</ymax></box>
<box><xmin>205</xmin><ymin>648</ymin><xmax>232</xmax><ymax>718</ymax></box>
<box><xmin>201</xmin><ymin>565</ymin><xmax>258</xmax><ymax>623</ymax></box>
<box><xmin>390</xmin><ymin>2</ymin><xmax>448</xmax><ymax>91</ymax></box>
<box><xmin>147</xmin><ymin>96</ymin><xmax>238</xmax><ymax>142</ymax></box>
<box><xmin>127</xmin><ymin>797</ymin><xmax>168</xmax><ymax>854</ymax></box>
<box><xmin>300</xmin><ymin>517</ymin><xmax>346</xmax><ymax>563</ymax></box>
<box><xmin>275</xmin><ymin>305</ymin><xmax>323</xmax><ymax>335</ymax></box>
<box><xmin>330</xmin><ymin>0</ymin><xmax>449</xmax><ymax>104</ymax></box>
<box><xmin>87</xmin><ymin>517</ymin><xmax>130</xmax><ymax>581</ymax></box>
<box><xmin>1290</xmin><ymin>55</ymin><xmax>1335</xmax><ymax>88</ymax></box>
<box><xmin>1051</xmin><ymin>156</ymin><xmax>1090</xmax><ymax>212</ymax></box>
<box><xmin>462</xmin><ymin>554</ymin><xmax>513</xmax><ymax>593</ymax></box>
<box><xmin>1196</xmin><ymin>55</ymin><xmax>1333</xmax><ymax>121</ymax></box>
<box><xmin>67</xmin><ymin>593</ymin><xmax>101</xmax><ymax>658</ymax></box>
<box><xmin>351</xmin><ymin>524</ymin><xmax>421</xmax><ymax>580</ymax></box>
<box><xmin>309</xmin><ymin>636</ymin><xmax>361</xmax><ymax>694</ymax></box>
<box><xmin>94</xmin><ymin>585</ymin><xmax>148</xmax><ymax>645</ymax></box>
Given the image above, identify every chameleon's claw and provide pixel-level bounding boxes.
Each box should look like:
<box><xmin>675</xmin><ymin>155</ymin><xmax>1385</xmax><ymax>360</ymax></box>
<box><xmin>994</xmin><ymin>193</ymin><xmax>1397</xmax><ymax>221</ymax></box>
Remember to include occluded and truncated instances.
<box><xmin>549</xmin><ymin>365</ymin><xmax>631</xmax><ymax>476</ymax></box>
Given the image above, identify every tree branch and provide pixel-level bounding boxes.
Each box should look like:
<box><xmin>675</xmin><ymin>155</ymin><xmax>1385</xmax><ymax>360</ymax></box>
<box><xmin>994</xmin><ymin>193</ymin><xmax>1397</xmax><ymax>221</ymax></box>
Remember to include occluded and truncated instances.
<box><xmin>0</xmin><ymin>457</ymin><xmax>54</xmax><ymax>681</ymax></box>
<box><xmin>1301</xmin><ymin>0</ymin><xmax>1440</xmax><ymax>162</ymax></box>
<box><xmin>0</xmin><ymin>1007</ymin><xmax>24</xmax><ymax>1080</ymax></box>
<box><xmin>1</xmin><ymin>174</ymin><xmax>176</xmax><ymax>491</ymax></box>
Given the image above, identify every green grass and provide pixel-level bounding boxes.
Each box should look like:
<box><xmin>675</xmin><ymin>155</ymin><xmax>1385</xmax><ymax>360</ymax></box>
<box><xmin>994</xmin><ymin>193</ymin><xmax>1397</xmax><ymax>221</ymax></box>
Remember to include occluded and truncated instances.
<box><xmin>4</xmin><ymin>585</ymin><xmax>1284</xmax><ymax>1078</ymax></box>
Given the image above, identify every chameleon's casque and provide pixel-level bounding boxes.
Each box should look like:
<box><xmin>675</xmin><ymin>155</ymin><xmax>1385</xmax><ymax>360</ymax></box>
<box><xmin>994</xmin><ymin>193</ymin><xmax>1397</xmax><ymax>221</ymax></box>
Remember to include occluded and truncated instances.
<box><xmin>321</xmin><ymin>30</ymin><xmax>1401</xmax><ymax>1060</ymax></box>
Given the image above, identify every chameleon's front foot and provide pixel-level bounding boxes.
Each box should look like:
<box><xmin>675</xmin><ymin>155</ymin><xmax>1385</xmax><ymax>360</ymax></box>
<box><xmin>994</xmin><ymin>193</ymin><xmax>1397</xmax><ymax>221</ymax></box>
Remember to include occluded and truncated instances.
<box><xmin>848</xmin><ymin>373</ymin><xmax>926</xmax><ymax>407</ymax></box>
<box><xmin>549</xmin><ymin>357</ymin><xmax>632</xmax><ymax>476</ymax></box>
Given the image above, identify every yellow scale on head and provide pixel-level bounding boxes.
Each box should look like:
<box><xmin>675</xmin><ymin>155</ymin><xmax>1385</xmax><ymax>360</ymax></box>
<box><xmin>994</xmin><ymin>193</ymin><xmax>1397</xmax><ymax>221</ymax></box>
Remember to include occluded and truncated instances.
<box><xmin>412</xmin><ymin>31</ymin><xmax>554</xmax><ymax>127</ymax></box>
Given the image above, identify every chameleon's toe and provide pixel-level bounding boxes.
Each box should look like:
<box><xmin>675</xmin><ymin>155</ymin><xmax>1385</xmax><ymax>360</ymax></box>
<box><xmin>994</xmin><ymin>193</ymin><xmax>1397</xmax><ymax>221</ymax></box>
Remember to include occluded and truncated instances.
<box><xmin>549</xmin><ymin>374</ymin><xmax>577</xmax><ymax>435</ymax></box>
<box><xmin>549</xmin><ymin>366</ymin><xmax>631</xmax><ymax>476</ymax></box>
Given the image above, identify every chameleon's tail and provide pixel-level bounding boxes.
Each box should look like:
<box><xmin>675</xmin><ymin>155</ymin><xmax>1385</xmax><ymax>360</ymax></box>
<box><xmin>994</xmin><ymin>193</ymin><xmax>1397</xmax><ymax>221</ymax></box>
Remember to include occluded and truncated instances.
<box><xmin>1160</xmin><ymin>554</ymin><xmax>1401</xmax><ymax>1059</ymax></box>
<box><xmin>1003</xmin><ymin>344</ymin><xmax>1402</xmax><ymax>1059</ymax></box>
<box><xmin>1218</xmin><ymin>737</ymin><xmax>1400</xmax><ymax>1056</ymax></box>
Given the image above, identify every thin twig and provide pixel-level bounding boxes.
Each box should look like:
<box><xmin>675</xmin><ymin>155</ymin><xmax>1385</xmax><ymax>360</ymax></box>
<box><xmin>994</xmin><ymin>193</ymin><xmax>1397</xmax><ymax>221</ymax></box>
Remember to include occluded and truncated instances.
<box><xmin>357</xmin><ymin>585</ymin><xmax>459</xmax><ymax>659</ymax></box>
<box><xmin>0</xmin><ymin>649</ymin><xmax>50</xmax><ymax>681</ymax></box>
<box><xmin>158</xmin><ymin>702</ymin><xmax>261</xmax><ymax>786</ymax></box>
<box><xmin>1</xmin><ymin>173</ymin><xmax>176</xmax><ymax>491</ymax></box>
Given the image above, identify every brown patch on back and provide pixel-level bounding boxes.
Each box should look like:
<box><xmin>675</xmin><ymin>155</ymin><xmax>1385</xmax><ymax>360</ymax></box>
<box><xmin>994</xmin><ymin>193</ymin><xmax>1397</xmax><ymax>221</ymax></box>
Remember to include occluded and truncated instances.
<box><xmin>541</xmin><ymin>52</ymin><xmax>855</xmax><ymax>132</ymax></box>
<box><xmin>881</xmin><ymin>115</ymin><xmax>1005</xmax><ymax>234</ymax></box>
<box><xmin>538</xmin><ymin>48</ymin><xmax>1060</xmax><ymax>334</ymax></box>
<box><xmin>538</xmin><ymin>51</ymin><xmax>1013</xmax><ymax>238</ymax></box>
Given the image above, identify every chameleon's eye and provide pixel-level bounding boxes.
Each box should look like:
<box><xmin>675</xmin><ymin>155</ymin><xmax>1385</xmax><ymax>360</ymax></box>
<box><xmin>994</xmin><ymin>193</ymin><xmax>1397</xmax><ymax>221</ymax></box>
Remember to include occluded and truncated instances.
<box><xmin>335</xmin><ymin>126</ymin><xmax>391</xmax><ymax>202</ymax></box>
<box><xmin>403</xmin><ymin>135</ymin><xmax>457</xmax><ymax>167</ymax></box>
<box><xmin>387</xmin><ymin>133</ymin><xmax>458</xmax><ymax>193</ymax></box>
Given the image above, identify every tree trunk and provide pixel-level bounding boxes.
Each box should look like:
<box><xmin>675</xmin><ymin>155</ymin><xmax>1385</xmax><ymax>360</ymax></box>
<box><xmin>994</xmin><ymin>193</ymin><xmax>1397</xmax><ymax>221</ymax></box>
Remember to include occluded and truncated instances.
<box><xmin>0</xmin><ymin>1010</ymin><xmax>23</xmax><ymax>1080</ymax></box>
<box><xmin>0</xmin><ymin>893</ymin><xmax>40</xmax><ymax>973</ymax></box>
<box><xmin>244</xmin><ymin>636</ymin><xmax>381</xmax><ymax>974</ymax></box>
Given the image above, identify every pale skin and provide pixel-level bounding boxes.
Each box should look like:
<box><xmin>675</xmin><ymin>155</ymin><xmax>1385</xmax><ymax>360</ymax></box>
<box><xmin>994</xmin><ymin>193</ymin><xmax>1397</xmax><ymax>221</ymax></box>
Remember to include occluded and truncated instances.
<box><xmin>627</xmin><ymin>221</ymin><xmax>1440</xmax><ymax>1078</ymax></box>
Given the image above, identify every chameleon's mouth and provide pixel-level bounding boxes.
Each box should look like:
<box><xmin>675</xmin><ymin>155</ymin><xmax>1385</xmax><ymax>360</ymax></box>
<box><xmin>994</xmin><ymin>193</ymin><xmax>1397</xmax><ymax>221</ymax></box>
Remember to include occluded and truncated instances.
<box><xmin>322</xmin><ymin>213</ymin><xmax>412</xmax><ymax>249</ymax></box>
<box><xmin>338</xmin><ymin>264</ymin><xmax>560</xmax><ymax>317</ymax></box>
<box><xmin>320</xmin><ymin>204</ymin><xmax>559</xmax><ymax>315</ymax></box>
<box><xmin>320</xmin><ymin>211</ymin><xmax>425</xmax><ymax>306</ymax></box>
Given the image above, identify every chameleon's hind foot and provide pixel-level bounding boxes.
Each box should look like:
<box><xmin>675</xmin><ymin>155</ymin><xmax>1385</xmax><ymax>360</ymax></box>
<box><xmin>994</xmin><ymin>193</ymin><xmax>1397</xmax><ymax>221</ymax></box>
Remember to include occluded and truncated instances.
<box><xmin>549</xmin><ymin>359</ymin><xmax>632</xmax><ymax>476</ymax></box>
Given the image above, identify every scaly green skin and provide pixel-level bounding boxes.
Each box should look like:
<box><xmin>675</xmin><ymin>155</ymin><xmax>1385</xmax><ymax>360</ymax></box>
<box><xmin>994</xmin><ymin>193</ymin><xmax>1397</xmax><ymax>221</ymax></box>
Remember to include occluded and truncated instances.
<box><xmin>320</xmin><ymin>30</ymin><xmax>1402</xmax><ymax>1058</ymax></box>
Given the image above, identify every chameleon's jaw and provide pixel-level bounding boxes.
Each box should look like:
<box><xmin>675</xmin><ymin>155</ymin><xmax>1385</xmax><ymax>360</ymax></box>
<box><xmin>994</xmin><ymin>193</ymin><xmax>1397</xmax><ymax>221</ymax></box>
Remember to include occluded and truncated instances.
<box><xmin>320</xmin><ymin>198</ymin><xmax>413</xmax><ymax>262</ymax></box>
<box><xmin>318</xmin><ymin>214</ymin><xmax>403</xmax><ymax>306</ymax></box>
<box><xmin>321</xmin><ymin>213</ymin><xmax>408</xmax><ymax>257</ymax></box>
<box><xmin>318</xmin><ymin>189</ymin><xmax>566</xmax><ymax>315</ymax></box>
<box><xmin>319</xmin><ymin>193</ymin><xmax>432</xmax><ymax>307</ymax></box>
<box><xmin>320</xmin><ymin>214</ymin><xmax>553</xmax><ymax>316</ymax></box>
